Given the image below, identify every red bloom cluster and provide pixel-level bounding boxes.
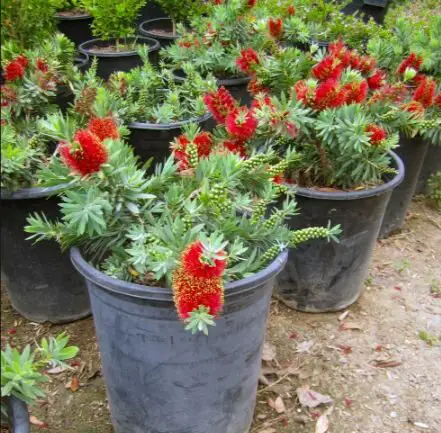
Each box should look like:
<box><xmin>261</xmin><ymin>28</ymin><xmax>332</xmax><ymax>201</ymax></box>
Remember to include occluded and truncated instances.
<box><xmin>172</xmin><ymin>241</ymin><xmax>226</xmax><ymax>320</ymax></box>
<box><xmin>236</xmin><ymin>48</ymin><xmax>260</xmax><ymax>75</ymax></box>
<box><xmin>435</xmin><ymin>92</ymin><xmax>441</xmax><ymax>108</ymax></box>
<box><xmin>268</xmin><ymin>18</ymin><xmax>283</xmax><ymax>39</ymax></box>
<box><xmin>247</xmin><ymin>77</ymin><xmax>270</xmax><ymax>96</ymax></box>
<box><xmin>0</xmin><ymin>85</ymin><xmax>17</xmax><ymax>107</ymax></box>
<box><xmin>287</xmin><ymin>5</ymin><xmax>295</xmax><ymax>15</ymax></box>
<box><xmin>221</xmin><ymin>139</ymin><xmax>248</xmax><ymax>157</ymax></box>
<box><xmin>312</xmin><ymin>56</ymin><xmax>343</xmax><ymax>81</ymax></box>
<box><xmin>225</xmin><ymin>106</ymin><xmax>258</xmax><ymax>140</ymax></box>
<box><xmin>204</xmin><ymin>87</ymin><xmax>238</xmax><ymax>123</ymax></box>
<box><xmin>401</xmin><ymin>100</ymin><xmax>426</xmax><ymax>118</ymax></box>
<box><xmin>36</xmin><ymin>59</ymin><xmax>49</xmax><ymax>73</ymax></box>
<box><xmin>313</xmin><ymin>79</ymin><xmax>348</xmax><ymax>110</ymax></box>
<box><xmin>344</xmin><ymin>80</ymin><xmax>368</xmax><ymax>104</ymax></box>
<box><xmin>88</xmin><ymin>117</ymin><xmax>120</xmax><ymax>142</ymax></box>
<box><xmin>397</xmin><ymin>53</ymin><xmax>423</xmax><ymax>75</ymax></box>
<box><xmin>171</xmin><ymin>131</ymin><xmax>213</xmax><ymax>170</ymax></box>
<box><xmin>247</xmin><ymin>0</ymin><xmax>256</xmax><ymax>7</ymax></box>
<box><xmin>412</xmin><ymin>76</ymin><xmax>436</xmax><ymax>108</ymax></box>
<box><xmin>4</xmin><ymin>62</ymin><xmax>25</xmax><ymax>81</ymax></box>
<box><xmin>59</xmin><ymin>130</ymin><xmax>108</xmax><ymax>176</ymax></box>
<box><xmin>366</xmin><ymin>124</ymin><xmax>387</xmax><ymax>146</ymax></box>
<box><xmin>367</xmin><ymin>69</ymin><xmax>386</xmax><ymax>90</ymax></box>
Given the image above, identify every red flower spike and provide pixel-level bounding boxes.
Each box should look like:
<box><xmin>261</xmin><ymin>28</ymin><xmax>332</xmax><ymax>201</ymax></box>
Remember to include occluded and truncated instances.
<box><xmin>15</xmin><ymin>55</ymin><xmax>29</xmax><ymax>69</ymax></box>
<box><xmin>247</xmin><ymin>78</ymin><xmax>270</xmax><ymax>96</ymax></box>
<box><xmin>313</xmin><ymin>79</ymin><xmax>348</xmax><ymax>110</ymax></box>
<box><xmin>355</xmin><ymin>55</ymin><xmax>376</xmax><ymax>74</ymax></box>
<box><xmin>88</xmin><ymin>117</ymin><xmax>119</xmax><ymax>141</ymax></box>
<box><xmin>172</xmin><ymin>269</ymin><xmax>224</xmax><ymax>320</ymax></box>
<box><xmin>293</xmin><ymin>80</ymin><xmax>312</xmax><ymax>105</ymax></box>
<box><xmin>366</xmin><ymin>124</ymin><xmax>387</xmax><ymax>146</ymax></box>
<box><xmin>203</xmin><ymin>87</ymin><xmax>238</xmax><ymax>123</ymax></box>
<box><xmin>312</xmin><ymin>56</ymin><xmax>343</xmax><ymax>81</ymax></box>
<box><xmin>181</xmin><ymin>241</ymin><xmax>226</xmax><ymax>279</ymax></box>
<box><xmin>193</xmin><ymin>132</ymin><xmax>213</xmax><ymax>157</ymax></box>
<box><xmin>287</xmin><ymin>5</ymin><xmax>295</xmax><ymax>15</ymax></box>
<box><xmin>268</xmin><ymin>18</ymin><xmax>283</xmax><ymax>39</ymax></box>
<box><xmin>401</xmin><ymin>101</ymin><xmax>426</xmax><ymax>118</ymax></box>
<box><xmin>413</xmin><ymin>76</ymin><xmax>436</xmax><ymax>108</ymax></box>
<box><xmin>435</xmin><ymin>92</ymin><xmax>441</xmax><ymax>108</ymax></box>
<box><xmin>272</xmin><ymin>174</ymin><xmax>285</xmax><ymax>184</ymax></box>
<box><xmin>397</xmin><ymin>53</ymin><xmax>423</xmax><ymax>75</ymax></box>
<box><xmin>236</xmin><ymin>48</ymin><xmax>260</xmax><ymax>75</ymax></box>
<box><xmin>59</xmin><ymin>130</ymin><xmax>108</xmax><ymax>176</ymax></box>
<box><xmin>344</xmin><ymin>80</ymin><xmax>368</xmax><ymax>104</ymax></box>
<box><xmin>222</xmin><ymin>139</ymin><xmax>248</xmax><ymax>157</ymax></box>
<box><xmin>225</xmin><ymin>107</ymin><xmax>258</xmax><ymax>141</ymax></box>
<box><xmin>247</xmin><ymin>0</ymin><xmax>257</xmax><ymax>7</ymax></box>
<box><xmin>367</xmin><ymin>69</ymin><xmax>386</xmax><ymax>90</ymax></box>
<box><xmin>4</xmin><ymin>61</ymin><xmax>25</xmax><ymax>81</ymax></box>
<box><xmin>36</xmin><ymin>58</ymin><xmax>49</xmax><ymax>73</ymax></box>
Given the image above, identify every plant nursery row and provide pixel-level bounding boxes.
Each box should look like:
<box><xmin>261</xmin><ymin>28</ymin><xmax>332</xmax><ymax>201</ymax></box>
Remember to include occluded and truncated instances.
<box><xmin>1</xmin><ymin>0</ymin><xmax>440</xmax><ymax>432</ymax></box>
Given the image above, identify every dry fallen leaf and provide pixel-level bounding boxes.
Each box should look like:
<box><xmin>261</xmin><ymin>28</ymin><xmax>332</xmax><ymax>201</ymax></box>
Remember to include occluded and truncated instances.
<box><xmin>66</xmin><ymin>376</ymin><xmax>80</xmax><ymax>392</ymax></box>
<box><xmin>339</xmin><ymin>322</ymin><xmax>362</xmax><ymax>331</ymax></box>
<box><xmin>296</xmin><ymin>340</ymin><xmax>314</xmax><ymax>353</ymax></box>
<box><xmin>47</xmin><ymin>366</ymin><xmax>67</xmax><ymax>374</ymax></box>
<box><xmin>372</xmin><ymin>360</ymin><xmax>402</xmax><ymax>368</ymax></box>
<box><xmin>268</xmin><ymin>396</ymin><xmax>286</xmax><ymax>413</ymax></box>
<box><xmin>315</xmin><ymin>407</ymin><xmax>333</xmax><ymax>433</ymax></box>
<box><xmin>337</xmin><ymin>344</ymin><xmax>352</xmax><ymax>355</ymax></box>
<box><xmin>262</xmin><ymin>342</ymin><xmax>277</xmax><ymax>362</ymax></box>
<box><xmin>297</xmin><ymin>386</ymin><xmax>333</xmax><ymax>408</ymax></box>
<box><xmin>29</xmin><ymin>415</ymin><xmax>48</xmax><ymax>428</ymax></box>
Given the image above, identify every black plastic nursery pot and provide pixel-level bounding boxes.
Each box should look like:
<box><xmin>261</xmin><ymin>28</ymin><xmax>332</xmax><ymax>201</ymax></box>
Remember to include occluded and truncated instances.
<box><xmin>3</xmin><ymin>396</ymin><xmax>30</xmax><ymax>433</ymax></box>
<box><xmin>54</xmin><ymin>84</ymin><xmax>74</xmax><ymax>113</ymax></box>
<box><xmin>340</xmin><ymin>0</ymin><xmax>390</xmax><ymax>24</ymax></box>
<box><xmin>55</xmin><ymin>12</ymin><xmax>93</xmax><ymax>47</ymax></box>
<box><xmin>275</xmin><ymin>151</ymin><xmax>404</xmax><ymax>313</ymax></box>
<box><xmin>78</xmin><ymin>37</ymin><xmax>160</xmax><ymax>81</ymax></box>
<box><xmin>70</xmin><ymin>247</ymin><xmax>288</xmax><ymax>433</ymax></box>
<box><xmin>379</xmin><ymin>135</ymin><xmax>429</xmax><ymax>238</ymax></box>
<box><xmin>137</xmin><ymin>0</ymin><xmax>167</xmax><ymax>25</ymax></box>
<box><xmin>0</xmin><ymin>185</ymin><xmax>91</xmax><ymax>323</ymax></box>
<box><xmin>128</xmin><ymin>112</ymin><xmax>212</xmax><ymax>166</ymax></box>
<box><xmin>139</xmin><ymin>18</ymin><xmax>180</xmax><ymax>48</ymax></box>
<box><xmin>415</xmin><ymin>144</ymin><xmax>441</xmax><ymax>195</ymax></box>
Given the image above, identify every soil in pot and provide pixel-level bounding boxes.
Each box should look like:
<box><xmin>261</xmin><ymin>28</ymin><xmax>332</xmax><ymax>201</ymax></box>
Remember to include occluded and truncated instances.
<box><xmin>1</xmin><ymin>185</ymin><xmax>91</xmax><ymax>324</ymax></box>
<box><xmin>414</xmin><ymin>144</ymin><xmax>441</xmax><ymax>195</ymax></box>
<box><xmin>70</xmin><ymin>247</ymin><xmax>287</xmax><ymax>433</ymax></box>
<box><xmin>79</xmin><ymin>37</ymin><xmax>160</xmax><ymax>80</ymax></box>
<box><xmin>55</xmin><ymin>12</ymin><xmax>93</xmax><ymax>47</ymax></box>
<box><xmin>139</xmin><ymin>18</ymin><xmax>180</xmax><ymax>48</ymax></box>
<box><xmin>128</xmin><ymin>112</ymin><xmax>212</xmax><ymax>168</ymax></box>
<box><xmin>275</xmin><ymin>151</ymin><xmax>404</xmax><ymax>313</ymax></box>
<box><xmin>379</xmin><ymin>135</ymin><xmax>429</xmax><ymax>238</ymax></box>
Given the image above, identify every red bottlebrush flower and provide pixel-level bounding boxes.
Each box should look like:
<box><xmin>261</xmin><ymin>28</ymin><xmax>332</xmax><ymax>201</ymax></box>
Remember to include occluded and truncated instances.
<box><xmin>435</xmin><ymin>92</ymin><xmax>441</xmax><ymax>108</ymax></box>
<box><xmin>247</xmin><ymin>0</ymin><xmax>257</xmax><ymax>7</ymax></box>
<box><xmin>236</xmin><ymin>48</ymin><xmax>260</xmax><ymax>75</ymax></box>
<box><xmin>3</xmin><ymin>61</ymin><xmax>25</xmax><ymax>81</ymax></box>
<box><xmin>312</xmin><ymin>56</ymin><xmax>343</xmax><ymax>81</ymax></box>
<box><xmin>366</xmin><ymin>124</ymin><xmax>387</xmax><ymax>146</ymax></box>
<box><xmin>222</xmin><ymin>139</ymin><xmax>248</xmax><ymax>157</ymax></box>
<box><xmin>15</xmin><ymin>55</ymin><xmax>29</xmax><ymax>69</ymax></box>
<box><xmin>412</xmin><ymin>76</ymin><xmax>436</xmax><ymax>108</ymax></box>
<box><xmin>272</xmin><ymin>174</ymin><xmax>285</xmax><ymax>184</ymax></box>
<box><xmin>367</xmin><ymin>69</ymin><xmax>386</xmax><ymax>90</ymax></box>
<box><xmin>178</xmin><ymin>40</ymin><xmax>193</xmax><ymax>48</ymax></box>
<box><xmin>171</xmin><ymin>132</ymin><xmax>213</xmax><ymax>169</ymax></box>
<box><xmin>401</xmin><ymin>101</ymin><xmax>426</xmax><ymax>118</ymax></box>
<box><xmin>0</xmin><ymin>85</ymin><xmax>17</xmax><ymax>105</ymax></box>
<box><xmin>213</xmin><ymin>0</ymin><xmax>223</xmax><ymax>4</ymax></box>
<box><xmin>87</xmin><ymin>117</ymin><xmax>119</xmax><ymax>141</ymax></box>
<box><xmin>59</xmin><ymin>130</ymin><xmax>108</xmax><ymax>176</ymax></box>
<box><xmin>225</xmin><ymin>107</ymin><xmax>258</xmax><ymax>140</ymax></box>
<box><xmin>181</xmin><ymin>241</ymin><xmax>226</xmax><ymax>279</ymax></box>
<box><xmin>268</xmin><ymin>18</ymin><xmax>283</xmax><ymax>39</ymax></box>
<box><xmin>285</xmin><ymin>122</ymin><xmax>299</xmax><ymax>138</ymax></box>
<box><xmin>329</xmin><ymin>40</ymin><xmax>347</xmax><ymax>58</ymax></box>
<box><xmin>172</xmin><ymin>269</ymin><xmax>224</xmax><ymax>319</ymax></box>
<box><xmin>36</xmin><ymin>58</ymin><xmax>49</xmax><ymax>73</ymax></box>
<box><xmin>397</xmin><ymin>52</ymin><xmax>423</xmax><ymax>75</ymax></box>
<box><xmin>287</xmin><ymin>5</ymin><xmax>295</xmax><ymax>15</ymax></box>
<box><xmin>203</xmin><ymin>87</ymin><xmax>238</xmax><ymax>123</ymax></box>
<box><xmin>355</xmin><ymin>55</ymin><xmax>376</xmax><ymax>75</ymax></box>
<box><xmin>329</xmin><ymin>41</ymin><xmax>352</xmax><ymax>68</ymax></box>
<box><xmin>193</xmin><ymin>132</ymin><xmax>213</xmax><ymax>157</ymax></box>
<box><xmin>247</xmin><ymin>77</ymin><xmax>269</xmax><ymax>96</ymax></box>
<box><xmin>250</xmin><ymin>94</ymin><xmax>275</xmax><ymax>113</ymax></box>
<box><xmin>343</xmin><ymin>80</ymin><xmax>368</xmax><ymax>104</ymax></box>
<box><xmin>293</xmin><ymin>80</ymin><xmax>311</xmax><ymax>105</ymax></box>
<box><xmin>313</xmin><ymin>78</ymin><xmax>348</xmax><ymax>110</ymax></box>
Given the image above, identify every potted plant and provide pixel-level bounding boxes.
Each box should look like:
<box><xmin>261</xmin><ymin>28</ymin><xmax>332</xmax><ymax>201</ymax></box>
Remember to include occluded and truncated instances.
<box><xmin>25</xmin><ymin>120</ymin><xmax>339</xmax><ymax>432</ymax></box>
<box><xmin>139</xmin><ymin>0</ymin><xmax>206</xmax><ymax>48</ymax></box>
<box><xmin>203</xmin><ymin>42</ymin><xmax>406</xmax><ymax>312</ymax></box>
<box><xmin>161</xmin><ymin>0</ymin><xmax>265</xmax><ymax>104</ymax></box>
<box><xmin>1</xmin><ymin>333</ymin><xmax>79</xmax><ymax>432</ymax></box>
<box><xmin>79</xmin><ymin>0</ymin><xmax>160</xmax><ymax>80</ymax></box>
<box><xmin>50</xmin><ymin>0</ymin><xmax>93</xmax><ymax>47</ymax></box>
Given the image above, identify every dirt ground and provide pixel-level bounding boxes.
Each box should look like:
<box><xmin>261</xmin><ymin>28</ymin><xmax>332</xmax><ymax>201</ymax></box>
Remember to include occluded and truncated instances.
<box><xmin>1</xmin><ymin>198</ymin><xmax>440</xmax><ymax>433</ymax></box>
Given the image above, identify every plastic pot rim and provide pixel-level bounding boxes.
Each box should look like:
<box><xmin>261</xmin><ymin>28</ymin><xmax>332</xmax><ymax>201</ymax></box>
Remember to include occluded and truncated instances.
<box><xmin>55</xmin><ymin>12</ymin><xmax>91</xmax><ymax>20</ymax></box>
<box><xmin>289</xmin><ymin>150</ymin><xmax>405</xmax><ymax>201</ymax></box>
<box><xmin>0</xmin><ymin>183</ymin><xmax>71</xmax><ymax>201</ymax></box>
<box><xmin>138</xmin><ymin>18</ymin><xmax>180</xmax><ymax>40</ymax></box>
<box><xmin>127</xmin><ymin>111</ymin><xmax>212</xmax><ymax>130</ymax></box>
<box><xmin>75</xmin><ymin>51</ymin><xmax>89</xmax><ymax>68</ymax></box>
<box><xmin>70</xmin><ymin>247</ymin><xmax>288</xmax><ymax>302</ymax></box>
<box><xmin>79</xmin><ymin>36</ymin><xmax>160</xmax><ymax>58</ymax></box>
<box><xmin>171</xmin><ymin>69</ymin><xmax>251</xmax><ymax>87</ymax></box>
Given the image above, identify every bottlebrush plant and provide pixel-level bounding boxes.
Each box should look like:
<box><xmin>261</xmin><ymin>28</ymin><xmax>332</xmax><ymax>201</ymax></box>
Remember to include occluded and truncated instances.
<box><xmin>1</xmin><ymin>333</ymin><xmax>78</xmax><ymax>413</ymax></box>
<box><xmin>49</xmin><ymin>0</ymin><xmax>86</xmax><ymax>12</ymax></box>
<box><xmin>25</xmin><ymin>120</ymin><xmax>340</xmax><ymax>334</ymax></box>
<box><xmin>161</xmin><ymin>0</ymin><xmax>266</xmax><ymax>78</ymax></box>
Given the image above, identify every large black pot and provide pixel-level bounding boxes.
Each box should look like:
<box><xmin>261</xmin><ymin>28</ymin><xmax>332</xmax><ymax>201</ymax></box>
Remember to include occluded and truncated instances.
<box><xmin>1</xmin><ymin>185</ymin><xmax>91</xmax><ymax>323</ymax></box>
<box><xmin>137</xmin><ymin>0</ymin><xmax>167</xmax><ymax>25</ymax></box>
<box><xmin>415</xmin><ymin>145</ymin><xmax>441</xmax><ymax>195</ymax></box>
<box><xmin>139</xmin><ymin>18</ymin><xmax>180</xmax><ymax>48</ymax></box>
<box><xmin>128</xmin><ymin>112</ymin><xmax>212</xmax><ymax>166</ymax></box>
<box><xmin>173</xmin><ymin>69</ymin><xmax>252</xmax><ymax>106</ymax></box>
<box><xmin>55</xmin><ymin>12</ymin><xmax>93</xmax><ymax>47</ymax></box>
<box><xmin>275</xmin><ymin>151</ymin><xmax>404</xmax><ymax>312</ymax></box>
<box><xmin>70</xmin><ymin>247</ymin><xmax>287</xmax><ymax>433</ymax></box>
<box><xmin>379</xmin><ymin>135</ymin><xmax>429</xmax><ymax>238</ymax></box>
<box><xmin>54</xmin><ymin>84</ymin><xmax>74</xmax><ymax>112</ymax></box>
<box><xmin>3</xmin><ymin>397</ymin><xmax>29</xmax><ymax>433</ymax></box>
<box><xmin>340</xmin><ymin>0</ymin><xmax>390</xmax><ymax>24</ymax></box>
<box><xmin>79</xmin><ymin>37</ymin><xmax>160</xmax><ymax>80</ymax></box>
